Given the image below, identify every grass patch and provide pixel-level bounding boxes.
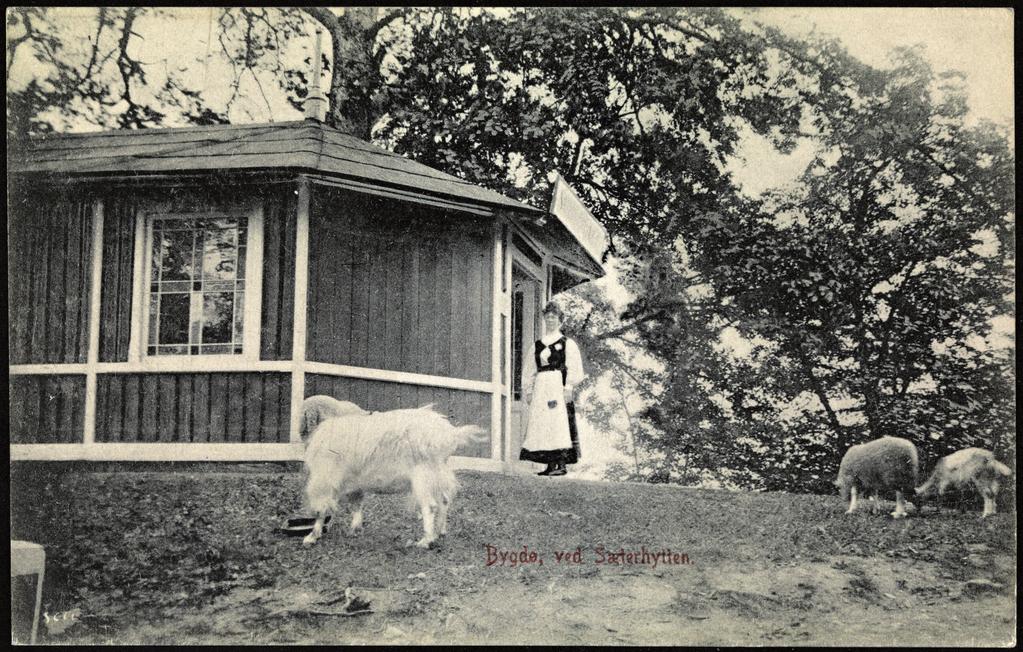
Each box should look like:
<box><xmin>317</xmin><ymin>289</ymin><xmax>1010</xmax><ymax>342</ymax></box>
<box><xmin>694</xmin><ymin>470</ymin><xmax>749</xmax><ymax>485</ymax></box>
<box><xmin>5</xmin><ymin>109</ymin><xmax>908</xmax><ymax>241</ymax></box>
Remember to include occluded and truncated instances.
<box><xmin>9</xmin><ymin>463</ymin><xmax>1016</xmax><ymax>644</ymax></box>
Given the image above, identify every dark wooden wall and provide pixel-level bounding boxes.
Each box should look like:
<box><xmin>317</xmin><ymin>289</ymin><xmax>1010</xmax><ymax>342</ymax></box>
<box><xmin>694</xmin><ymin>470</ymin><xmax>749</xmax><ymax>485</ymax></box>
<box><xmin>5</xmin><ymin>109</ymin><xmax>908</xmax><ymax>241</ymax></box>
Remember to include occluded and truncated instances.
<box><xmin>98</xmin><ymin>192</ymin><xmax>139</xmax><ymax>362</ymax></box>
<box><xmin>8</xmin><ymin>189</ymin><xmax>94</xmax><ymax>365</ymax></box>
<box><xmin>9</xmin><ymin>375</ymin><xmax>87</xmax><ymax>443</ymax></box>
<box><xmin>260</xmin><ymin>189</ymin><xmax>298</xmax><ymax>359</ymax></box>
<box><xmin>306</xmin><ymin>187</ymin><xmax>494</xmax><ymax>382</ymax></box>
<box><xmin>94</xmin><ymin>184</ymin><xmax>298</xmax><ymax>362</ymax></box>
<box><xmin>305</xmin><ymin>374</ymin><xmax>491</xmax><ymax>458</ymax></box>
<box><xmin>95</xmin><ymin>372</ymin><xmax>291</xmax><ymax>443</ymax></box>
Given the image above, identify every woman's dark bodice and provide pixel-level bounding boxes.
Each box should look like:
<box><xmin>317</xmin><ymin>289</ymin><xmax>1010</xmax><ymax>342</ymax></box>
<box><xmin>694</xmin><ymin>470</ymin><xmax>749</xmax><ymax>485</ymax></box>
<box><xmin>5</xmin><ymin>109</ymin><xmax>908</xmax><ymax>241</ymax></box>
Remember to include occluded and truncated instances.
<box><xmin>535</xmin><ymin>336</ymin><xmax>568</xmax><ymax>385</ymax></box>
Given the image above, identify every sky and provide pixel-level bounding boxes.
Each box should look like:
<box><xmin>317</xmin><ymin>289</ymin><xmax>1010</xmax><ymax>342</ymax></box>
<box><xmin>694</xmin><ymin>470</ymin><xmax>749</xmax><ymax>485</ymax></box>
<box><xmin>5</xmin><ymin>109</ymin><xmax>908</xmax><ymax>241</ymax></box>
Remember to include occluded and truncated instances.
<box><xmin>726</xmin><ymin>7</ymin><xmax>1014</xmax><ymax>196</ymax></box>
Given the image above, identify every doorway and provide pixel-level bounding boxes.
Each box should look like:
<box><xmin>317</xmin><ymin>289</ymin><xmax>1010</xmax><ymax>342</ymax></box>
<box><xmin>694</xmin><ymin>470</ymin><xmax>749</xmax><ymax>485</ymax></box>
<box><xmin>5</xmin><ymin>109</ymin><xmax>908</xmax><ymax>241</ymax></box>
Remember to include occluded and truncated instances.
<box><xmin>509</xmin><ymin>261</ymin><xmax>543</xmax><ymax>470</ymax></box>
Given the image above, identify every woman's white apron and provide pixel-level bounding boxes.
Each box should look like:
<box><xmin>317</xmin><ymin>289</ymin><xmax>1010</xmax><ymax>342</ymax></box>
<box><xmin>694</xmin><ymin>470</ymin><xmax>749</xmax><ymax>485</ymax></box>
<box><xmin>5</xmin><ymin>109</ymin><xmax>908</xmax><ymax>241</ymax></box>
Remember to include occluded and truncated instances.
<box><xmin>521</xmin><ymin>370</ymin><xmax>572</xmax><ymax>452</ymax></box>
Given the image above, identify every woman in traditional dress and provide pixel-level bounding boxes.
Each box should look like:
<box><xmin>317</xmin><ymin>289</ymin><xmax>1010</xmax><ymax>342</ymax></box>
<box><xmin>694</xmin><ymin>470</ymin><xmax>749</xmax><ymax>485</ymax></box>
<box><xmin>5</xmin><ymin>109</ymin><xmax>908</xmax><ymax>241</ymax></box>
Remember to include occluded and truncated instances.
<box><xmin>519</xmin><ymin>301</ymin><xmax>585</xmax><ymax>476</ymax></box>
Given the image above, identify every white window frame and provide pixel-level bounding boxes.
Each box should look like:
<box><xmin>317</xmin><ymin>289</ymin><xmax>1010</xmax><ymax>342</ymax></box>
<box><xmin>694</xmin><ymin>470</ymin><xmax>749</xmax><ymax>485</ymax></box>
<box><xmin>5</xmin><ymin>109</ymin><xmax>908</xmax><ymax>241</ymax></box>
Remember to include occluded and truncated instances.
<box><xmin>130</xmin><ymin>201</ymin><xmax>264</xmax><ymax>370</ymax></box>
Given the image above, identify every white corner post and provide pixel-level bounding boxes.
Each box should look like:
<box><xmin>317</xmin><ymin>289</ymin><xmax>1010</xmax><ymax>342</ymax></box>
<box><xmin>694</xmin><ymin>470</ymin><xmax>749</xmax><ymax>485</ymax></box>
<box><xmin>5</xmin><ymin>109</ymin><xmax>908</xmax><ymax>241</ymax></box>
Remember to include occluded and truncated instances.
<box><xmin>81</xmin><ymin>198</ymin><xmax>105</xmax><ymax>446</ymax></box>
<box><xmin>289</xmin><ymin>178</ymin><xmax>311</xmax><ymax>443</ymax></box>
<box><xmin>501</xmin><ymin>221</ymin><xmax>514</xmax><ymax>466</ymax></box>
<box><xmin>490</xmin><ymin>220</ymin><xmax>504</xmax><ymax>461</ymax></box>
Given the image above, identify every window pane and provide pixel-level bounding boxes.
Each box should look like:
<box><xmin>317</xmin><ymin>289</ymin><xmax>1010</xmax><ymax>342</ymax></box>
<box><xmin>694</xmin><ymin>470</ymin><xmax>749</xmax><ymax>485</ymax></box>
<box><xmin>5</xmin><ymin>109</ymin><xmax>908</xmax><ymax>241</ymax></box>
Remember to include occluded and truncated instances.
<box><xmin>200</xmin><ymin>343</ymin><xmax>232</xmax><ymax>355</ymax></box>
<box><xmin>158</xmin><ymin>293</ymin><xmax>190</xmax><ymax>344</ymax></box>
<box><xmin>203</xmin><ymin>280</ymin><xmax>234</xmax><ymax>293</ymax></box>
<box><xmin>202</xmin><ymin>292</ymin><xmax>234</xmax><ymax>344</ymax></box>
<box><xmin>146</xmin><ymin>214</ymin><xmax>249</xmax><ymax>357</ymax></box>
<box><xmin>202</xmin><ymin>228</ymin><xmax>238</xmax><ymax>280</ymax></box>
<box><xmin>237</xmin><ymin>243</ymin><xmax>246</xmax><ymax>277</ymax></box>
<box><xmin>234</xmin><ymin>291</ymin><xmax>245</xmax><ymax>345</ymax></box>
<box><xmin>148</xmin><ymin>294</ymin><xmax>160</xmax><ymax>346</ymax></box>
<box><xmin>157</xmin><ymin>228</ymin><xmax>195</xmax><ymax>281</ymax></box>
<box><xmin>158</xmin><ymin>344</ymin><xmax>189</xmax><ymax>355</ymax></box>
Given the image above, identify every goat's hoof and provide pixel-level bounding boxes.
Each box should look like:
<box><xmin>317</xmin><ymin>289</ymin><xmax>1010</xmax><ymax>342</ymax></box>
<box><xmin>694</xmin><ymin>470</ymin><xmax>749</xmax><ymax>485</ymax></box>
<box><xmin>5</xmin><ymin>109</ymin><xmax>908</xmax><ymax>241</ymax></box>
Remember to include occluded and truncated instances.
<box><xmin>890</xmin><ymin>511</ymin><xmax>906</xmax><ymax>519</ymax></box>
<box><xmin>302</xmin><ymin>534</ymin><xmax>319</xmax><ymax>545</ymax></box>
<box><xmin>415</xmin><ymin>537</ymin><xmax>435</xmax><ymax>549</ymax></box>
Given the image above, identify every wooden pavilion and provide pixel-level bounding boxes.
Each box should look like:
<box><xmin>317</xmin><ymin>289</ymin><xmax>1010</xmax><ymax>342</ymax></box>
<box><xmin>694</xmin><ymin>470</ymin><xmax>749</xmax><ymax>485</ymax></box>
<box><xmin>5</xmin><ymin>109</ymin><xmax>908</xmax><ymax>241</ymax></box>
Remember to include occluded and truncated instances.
<box><xmin>8</xmin><ymin>118</ymin><xmax>606</xmax><ymax>471</ymax></box>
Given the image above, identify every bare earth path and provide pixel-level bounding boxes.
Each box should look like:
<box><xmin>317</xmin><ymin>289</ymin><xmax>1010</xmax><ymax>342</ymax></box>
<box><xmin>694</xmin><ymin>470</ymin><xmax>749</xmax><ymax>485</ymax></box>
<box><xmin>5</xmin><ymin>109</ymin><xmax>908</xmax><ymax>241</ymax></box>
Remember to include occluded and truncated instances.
<box><xmin>10</xmin><ymin>467</ymin><xmax>1016</xmax><ymax>645</ymax></box>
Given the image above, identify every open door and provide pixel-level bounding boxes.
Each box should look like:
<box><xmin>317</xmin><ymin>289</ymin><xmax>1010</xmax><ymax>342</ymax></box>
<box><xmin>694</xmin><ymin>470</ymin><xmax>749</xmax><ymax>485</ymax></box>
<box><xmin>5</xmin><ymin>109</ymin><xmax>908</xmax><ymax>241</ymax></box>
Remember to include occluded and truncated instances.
<box><xmin>509</xmin><ymin>262</ymin><xmax>543</xmax><ymax>471</ymax></box>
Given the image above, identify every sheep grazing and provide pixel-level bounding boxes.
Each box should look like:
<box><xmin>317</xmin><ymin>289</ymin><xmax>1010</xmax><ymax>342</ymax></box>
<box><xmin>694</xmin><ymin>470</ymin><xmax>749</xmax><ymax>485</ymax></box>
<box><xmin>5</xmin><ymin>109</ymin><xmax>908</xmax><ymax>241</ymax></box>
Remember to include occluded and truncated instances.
<box><xmin>916</xmin><ymin>447</ymin><xmax>1013</xmax><ymax>518</ymax></box>
<box><xmin>836</xmin><ymin>436</ymin><xmax>919</xmax><ymax>518</ymax></box>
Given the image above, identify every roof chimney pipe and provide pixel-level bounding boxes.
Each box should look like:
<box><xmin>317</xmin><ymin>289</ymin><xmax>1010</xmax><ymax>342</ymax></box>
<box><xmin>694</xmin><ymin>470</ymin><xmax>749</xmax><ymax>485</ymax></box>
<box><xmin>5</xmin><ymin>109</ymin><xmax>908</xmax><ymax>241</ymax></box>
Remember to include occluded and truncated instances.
<box><xmin>304</xmin><ymin>28</ymin><xmax>328</xmax><ymax>122</ymax></box>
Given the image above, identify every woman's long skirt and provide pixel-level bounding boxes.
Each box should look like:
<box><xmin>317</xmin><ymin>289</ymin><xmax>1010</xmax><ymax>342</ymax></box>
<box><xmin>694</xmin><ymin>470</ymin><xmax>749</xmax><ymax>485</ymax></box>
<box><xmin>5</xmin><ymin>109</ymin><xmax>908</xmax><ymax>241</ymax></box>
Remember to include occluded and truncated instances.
<box><xmin>519</xmin><ymin>370</ymin><xmax>580</xmax><ymax>464</ymax></box>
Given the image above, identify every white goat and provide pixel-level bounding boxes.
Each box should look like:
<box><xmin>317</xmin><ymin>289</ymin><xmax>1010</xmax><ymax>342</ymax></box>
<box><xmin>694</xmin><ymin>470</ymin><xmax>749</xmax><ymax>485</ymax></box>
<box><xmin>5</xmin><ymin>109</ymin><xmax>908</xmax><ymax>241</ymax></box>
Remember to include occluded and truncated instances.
<box><xmin>302</xmin><ymin>404</ymin><xmax>484</xmax><ymax>548</ymax></box>
<box><xmin>836</xmin><ymin>436</ymin><xmax>919</xmax><ymax>518</ymax></box>
<box><xmin>299</xmin><ymin>395</ymin><xmax>370</xmax><ymax>444</ymax></box>
<box><xmin>916</xmin><ymin>447</ymin><xmax>1013</xmax><ymax>518</ymax></box>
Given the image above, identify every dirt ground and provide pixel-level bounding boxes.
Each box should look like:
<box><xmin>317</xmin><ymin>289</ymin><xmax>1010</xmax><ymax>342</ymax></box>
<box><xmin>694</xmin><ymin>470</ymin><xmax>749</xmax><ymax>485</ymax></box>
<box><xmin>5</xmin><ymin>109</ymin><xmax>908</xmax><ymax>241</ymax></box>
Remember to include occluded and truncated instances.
<box><xmin>10</xmin><ymin>466</ymin><xmax>1017</xmax><ymax>646</ymax></box>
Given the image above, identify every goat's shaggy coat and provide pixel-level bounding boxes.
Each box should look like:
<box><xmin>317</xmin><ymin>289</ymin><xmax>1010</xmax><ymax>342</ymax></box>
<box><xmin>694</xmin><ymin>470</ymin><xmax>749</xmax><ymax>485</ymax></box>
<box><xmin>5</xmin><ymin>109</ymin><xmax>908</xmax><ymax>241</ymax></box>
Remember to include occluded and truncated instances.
<box><xmin>916</xmin><ymin>447</ymin><xmax>1013</xmax><ymax>517</ymax></box>
<box><xmin>301</xmin><ymin>404</ymin><xmax>483</xmax><ymax>547</ymax></box>
<box><xmin>836</xmin><ymin>436</ymin><xmax>919</xmax><ymax>518</ymax></box>
<box><xmin>299</xmin><ymin>395</ymin><xmax>370</xmax><ymax>444</ymax></box>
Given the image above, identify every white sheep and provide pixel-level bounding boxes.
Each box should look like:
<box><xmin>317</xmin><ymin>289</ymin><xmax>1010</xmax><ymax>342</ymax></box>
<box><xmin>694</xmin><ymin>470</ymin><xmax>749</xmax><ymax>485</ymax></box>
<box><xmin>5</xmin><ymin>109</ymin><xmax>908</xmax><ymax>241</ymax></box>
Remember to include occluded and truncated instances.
<box><xmin>836</xmin><ymin>436</ymin><xmax>919</xmax><ymax>518</ymax></box>
<box><xmin>915</xmin><ymin>447</ymin><xmax>1013</xmax><ymax>518</ymax></box>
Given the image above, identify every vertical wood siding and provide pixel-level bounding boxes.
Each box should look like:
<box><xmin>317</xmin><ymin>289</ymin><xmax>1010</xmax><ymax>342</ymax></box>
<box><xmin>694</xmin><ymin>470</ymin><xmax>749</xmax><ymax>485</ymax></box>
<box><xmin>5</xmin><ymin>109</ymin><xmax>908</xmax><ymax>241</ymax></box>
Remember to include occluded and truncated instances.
<box><xmin>260</xmin><ymin>187</ymin><xmax>297</xmax><ymax>359</ymax></box>
<box><xmin>98</xmin><ymin>192</ymin><xmax>139</xmax><ymax>362</ymax></box>
<box><xmin>304</xmin><ymin>374</ymin><xmax>492</xmax><ymax>458</ymax></box>
<box><xmin>95</xmin><ymin>372</ymin><xmax>291</xmax><ymax>443</ymax></box>
<box><xmin>8</xmin><ymin>191</ymin><xmax>93</xmax><ymax>364</ymax></box>
<box><xmin>93</xmin><ymin>185</ymin><xmax>295</xmax><ymax>362</ymax></box>
<box><xmin>307</xmin><ymin>188</ymin><xmax>494</xmax><ymax>382</ymax></box>
<box><xmin>9</xmin><ymin>375</ymin><xmax>86</xmax><ymax>443</ymax></box>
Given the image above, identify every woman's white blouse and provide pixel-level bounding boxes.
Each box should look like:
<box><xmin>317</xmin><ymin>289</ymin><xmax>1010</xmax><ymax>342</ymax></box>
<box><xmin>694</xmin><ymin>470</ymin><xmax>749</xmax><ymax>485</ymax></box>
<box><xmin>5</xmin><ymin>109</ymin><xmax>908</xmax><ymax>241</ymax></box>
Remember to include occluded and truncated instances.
<box><xmin>521</xmin><ymin>330</ymin><xmax>585</xmax><ymax>397</ymax></box>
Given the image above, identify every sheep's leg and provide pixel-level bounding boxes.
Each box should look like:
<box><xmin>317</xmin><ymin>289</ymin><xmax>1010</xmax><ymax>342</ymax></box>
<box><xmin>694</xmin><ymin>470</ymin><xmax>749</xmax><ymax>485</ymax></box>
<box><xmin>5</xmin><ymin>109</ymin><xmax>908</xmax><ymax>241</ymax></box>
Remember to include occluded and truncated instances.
<box><xmin>981</xmin><ymin>484</ymin><xmax>998</xmax><ymax>517</ymax></box>
<box><xmin>348</xmin><ymin>491</ymin><xmax>365</xmax><ymax>534</ymax></box>
<box><xmin>891</xmin><ymin>490</ymin><xmax>908</xmax><ymax>519</ymax></box>
<box><xmin>845</xmin><ymin>485</ymin><xmax>859</xmax><ymax>514</ymax></box>
<box><xmin>411</xmin><ymin>467</ymin><xmax>438</xmax><ymax>548</ymax></box>
<box><xmin>869</xmin><ymin>492</ymin><xmax>881</xmax><ymax>514</ymax></box>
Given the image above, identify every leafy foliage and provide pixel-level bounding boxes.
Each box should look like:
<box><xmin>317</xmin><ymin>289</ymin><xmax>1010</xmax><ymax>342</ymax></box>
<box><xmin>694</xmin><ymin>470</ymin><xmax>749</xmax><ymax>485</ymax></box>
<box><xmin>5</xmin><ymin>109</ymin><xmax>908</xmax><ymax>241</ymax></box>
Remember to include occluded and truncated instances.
<box><xmin>648</xmin><ymin>45</ymin><xmax>1015</xmax><ymax>490</ymax></box>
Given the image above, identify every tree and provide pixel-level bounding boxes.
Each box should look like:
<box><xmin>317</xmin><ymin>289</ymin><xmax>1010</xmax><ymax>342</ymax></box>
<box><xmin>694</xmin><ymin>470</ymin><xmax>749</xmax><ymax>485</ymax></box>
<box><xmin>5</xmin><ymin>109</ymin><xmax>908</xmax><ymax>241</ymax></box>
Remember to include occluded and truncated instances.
<box><xmin>646</xmin><ymin>44</ymin><xmax>1015</xmax><ymax>490</ymax></box>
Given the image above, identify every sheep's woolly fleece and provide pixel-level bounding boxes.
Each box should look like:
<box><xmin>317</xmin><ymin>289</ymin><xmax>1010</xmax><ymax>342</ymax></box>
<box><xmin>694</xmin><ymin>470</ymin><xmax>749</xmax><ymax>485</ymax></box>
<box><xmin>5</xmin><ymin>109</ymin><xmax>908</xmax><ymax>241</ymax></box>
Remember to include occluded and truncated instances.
<box><xmin>837</xmin><ymin>436</ymin><xmax>919</xmax><ymax>498</ymax></box>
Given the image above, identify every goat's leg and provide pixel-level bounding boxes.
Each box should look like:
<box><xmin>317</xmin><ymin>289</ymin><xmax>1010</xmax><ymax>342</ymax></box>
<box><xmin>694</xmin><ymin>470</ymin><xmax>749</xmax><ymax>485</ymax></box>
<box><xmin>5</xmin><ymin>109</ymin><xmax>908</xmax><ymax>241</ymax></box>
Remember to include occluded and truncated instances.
<box><xmin>302</xmin><ymin>467</ymin><xmax>340</xmax><ymax>546</ymax></box>
<box><xmin>348</xmin><ymin>491</ymin><xmax>365</xmax><ymax>534</ymax></box>
<box><xmin>410</xmin><ymin>467</ymin><xmax>438</xmax><ymax>548</ymax></box>
<box><xmin>436</xmin><ymin>491</ymin><xmax>452</xmax><ymax>537</ymax></box>
<box><xmin>436</xmin><ymin>469</ymin><xmax>456</xmax><ymax>537</ymax></box>
<box><xmin>303</xmin><ymin>510</ymin><xmax>330</xmax><ymax>545</ymax></box>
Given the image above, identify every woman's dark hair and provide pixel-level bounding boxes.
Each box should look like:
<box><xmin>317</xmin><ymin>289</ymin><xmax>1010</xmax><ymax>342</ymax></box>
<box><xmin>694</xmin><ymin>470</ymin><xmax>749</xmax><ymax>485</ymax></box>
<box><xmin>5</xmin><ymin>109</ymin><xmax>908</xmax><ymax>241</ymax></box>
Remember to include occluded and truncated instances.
<box><xmin>542</xmin><ymin>301</ymin><xmax>564</xmax><ymax>320</ymax></box>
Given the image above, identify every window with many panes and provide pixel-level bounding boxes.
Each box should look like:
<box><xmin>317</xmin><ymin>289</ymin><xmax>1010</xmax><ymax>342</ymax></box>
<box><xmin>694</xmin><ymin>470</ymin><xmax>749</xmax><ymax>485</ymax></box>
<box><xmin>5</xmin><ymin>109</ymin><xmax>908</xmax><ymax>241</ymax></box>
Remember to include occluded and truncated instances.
<box><xmin>145</xmin><ymin>215</ymin><xmax>248</xmax><ymax>356</ymax></box>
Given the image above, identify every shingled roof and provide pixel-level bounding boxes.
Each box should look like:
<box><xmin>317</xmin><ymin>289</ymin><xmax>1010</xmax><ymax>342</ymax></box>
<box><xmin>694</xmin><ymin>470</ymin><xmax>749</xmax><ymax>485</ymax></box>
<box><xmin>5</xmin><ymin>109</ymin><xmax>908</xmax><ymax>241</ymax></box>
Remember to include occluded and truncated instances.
<box><xmin>8</xmin><ymin>120</ymin><xmax>539</xmax><ymax>215</ymax></box>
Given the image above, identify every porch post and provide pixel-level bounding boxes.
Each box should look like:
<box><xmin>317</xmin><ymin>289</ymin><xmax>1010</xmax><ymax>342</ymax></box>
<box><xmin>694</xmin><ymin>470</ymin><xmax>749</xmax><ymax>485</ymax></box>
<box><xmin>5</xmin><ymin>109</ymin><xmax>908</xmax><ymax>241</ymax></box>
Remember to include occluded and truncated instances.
<box><xmin>289</xmin><ymin>177</ymin><xmax>311</xmax><ymax>443</ymax></box>
<box><xmin>82</xmin><ymin>198</ymin><xmax>105</xmax><ymax>446</ymax></box>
